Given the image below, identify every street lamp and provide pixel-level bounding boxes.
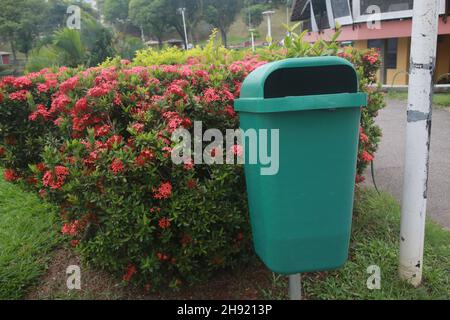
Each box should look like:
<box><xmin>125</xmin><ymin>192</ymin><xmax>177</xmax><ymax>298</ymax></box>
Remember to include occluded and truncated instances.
<box><xmin>177</xmin><ymin>7</ymin><xmax>189</xmax><ymax>50</ymax></box>
<box><xmin>262</xmin><ymin>10</ymin><xmax>275</xmax><ymax>44</ymax></box>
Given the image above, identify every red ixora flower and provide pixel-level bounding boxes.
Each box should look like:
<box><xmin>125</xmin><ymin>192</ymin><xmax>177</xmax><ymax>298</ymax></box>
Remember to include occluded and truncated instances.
<box><xmin>355</xmin><ymin>175</ymin><xmax>366</xmax><ymax>184</ymax></box>
<box><xmin>131</xmin><ymin>122</ymin><xmax>144</xmax><ymax>133</ymax></box>
<box><xmin>360</xmin><ymin>151</ymin><xmax>374</xmax><ymax>163</ymax></box>
<box><xmin>59</xmin><ymin>76</ymin><xmax>79</xmax><ymax>94</ymax></box>
<box><xmin>157</xmin><ymin>253</ymin><xmax>169</xmax><ymax>261</ymax></box>
<box><xmin>13</xmin><ymin>76</ymin><xmax>32</xmax><ymax>89</ymax></box>
<box><xmin>94</xmin><ymin>124</ymin><xmax>111</xmax><ymax>137</ymax></box>
<box><xmin>42</xmin><ymin>166</ymin><xmax>69</xmax><ymax>189</ymax></box>
<box><xmin>230</xmin><ymin>144</ymin><xmax>243</xmax><ymax>157</ymax></box>
<box><xmin>8</xmin><ymin>90</ymin><xmax>29</xmax><ymax>101</ymax></box>
<box><xmin>29</xmin><ymin>104</ymin><xmax>51</xmax><ymax>121</ymax></box>
<box><xmin>183</xmin><ymin>159</ymin><xmax>194</xmax><ymax>170</ymax></box>
<box><xmin>187</xmin><ymin>179</ymin><xmax>197</xmax><ymax>189</ymax></box>
<box><xmin>135</xmin><ymin>149</ymin><xmax>154</xmax><ymax>167</ymax></box>
<box><xmin>359</xmin><ymin>127</ymin><xmax>369</xmax><ymax>144</ymax></box>
<box><xmin>70</xmin><ymin>240</ymin><xmax>79</xmax><ymax>247</ymax></box>
<box><xmin>110</xmin><ymin>158</ymin><xmax>125</xmax><ymax>175</ymax></box>
<box><xmin>158</xmin><ymin>217</ymin><xmax>171</xmax><ymax>229</ymax></box>
<box><xmin>3</xmin><ymin>169</ymin><xmax>18</xmax><ymax>182</ymax></box>
<box><xmin>107</xmin><ymin>135</ymin><xmax>123</xmax><ymax>149</ymax></box>
<box><xmin>225</xmin><ymin>105</ymin><xmax>236</xmax><ymax>118</ymax></box>
<box><xmin>203</xmin><ymin>88</ymin><xmax>220</xmax><ymax>103</ymax></box>
<box><xmin>153</xmin><ymin>182</ymin><xmax>172</xmax><ymax>199</ymax></box>
<box><xmin>61</xmin><ymin>220</ymin><xmax>79</xmax><ymax>236</ymax></box>
<box><xmin>123</xmin><ymin>264</ymin><xmax>137</xmax><ymax>282</ymax></box>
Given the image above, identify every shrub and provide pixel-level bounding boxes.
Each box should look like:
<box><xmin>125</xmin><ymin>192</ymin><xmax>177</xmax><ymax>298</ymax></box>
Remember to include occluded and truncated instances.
<box><xmin>0</xmin><ymin>30</ymin><xmax>384</xmax><ymax>289</ymax></box>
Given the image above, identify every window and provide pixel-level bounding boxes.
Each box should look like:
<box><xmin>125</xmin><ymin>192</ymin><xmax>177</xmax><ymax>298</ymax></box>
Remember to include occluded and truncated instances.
<box><xmin>360</xmin><ymin>0</ymin><xmax>413</xmax><ymax>13</ymax></box>
<box><xmin>311</xmin><ymin>0</ymin><xmax>330</xmax><ymax>30</ymax></box>
<box><xmin>330</xmin><ymin>0</ymin><xmax>353</xmax><ymax>25</ymax></box>
<box><xmin>386</xmin><ymin>38</ymin><xmax>398</xmax><ymax>69</ymax></box>
<box><xmin>367</xmin><ymin>39</ymin><xmax>383</xmax><ymax>50</ymax></box>
<box><xmin>368</xmin><ymin>38</ymin><xmax>398</xmax><ymax>69</ymax></box>
<box><xmin>353</xmin><ymin>0</ymin><xmax>446</xmax><ymax>23</ymax></box>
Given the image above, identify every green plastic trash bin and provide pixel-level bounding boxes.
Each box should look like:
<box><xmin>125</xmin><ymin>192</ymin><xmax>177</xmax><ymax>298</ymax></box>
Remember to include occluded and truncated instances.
<box><xmin>234</xmin><ymin>57</ymin><xmax>367</xmax><ymax>274</ymax></box>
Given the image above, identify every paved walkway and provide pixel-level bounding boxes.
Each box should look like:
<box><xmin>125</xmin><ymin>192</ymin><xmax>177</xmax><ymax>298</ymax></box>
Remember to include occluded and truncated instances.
<box><xmin>363</xmin><ymin>99</ymin><xmax>450</xmax><ymax>229</ymax></box>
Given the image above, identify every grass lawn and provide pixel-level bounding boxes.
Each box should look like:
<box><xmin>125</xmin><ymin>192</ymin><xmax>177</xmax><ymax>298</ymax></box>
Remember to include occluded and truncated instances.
<box><xmin>0</xmin><ymin>171</ymin><xmax>60</xmax><ymax>300</ymax></box>
<box><xmin>301</xmin><ymin>189</ymin><xmax>449</xmax><ymax>300</ymax></box>
<box><xmin>387</xmin><ymin>91</ymin><xmax>450</xmax><ymax>108</ymax></box>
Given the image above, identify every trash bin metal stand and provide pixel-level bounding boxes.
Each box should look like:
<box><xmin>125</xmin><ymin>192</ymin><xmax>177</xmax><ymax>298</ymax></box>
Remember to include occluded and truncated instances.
<box><xmin>289</xmin><ymin>274</ymin><xmax>301</xmax><ymax>300</ymax></box>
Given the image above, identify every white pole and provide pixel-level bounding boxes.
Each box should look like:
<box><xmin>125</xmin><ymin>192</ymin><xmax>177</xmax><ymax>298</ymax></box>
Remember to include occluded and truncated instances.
<box><xmin>289</xmin><ymin>274</ymin><xmax>301</xmax><ymax>300</ymax></box>
<box><xmin>286</xmin><ymin>3</ymin><xmax>289</xmax><ymax>28</ymax></box>
<box><xmin>399</xmin><ymin>0</ymin><xmax>439</xmax><ymax>287</ymax></box>
<box><xmin>140</xmin><ymin>26</ymin><xmax>145</xmax><ymax>43</ymax></box>
<box><xmin>263</xmin><ymin>11</ymin><xmax>275</xmax><ymax>44</ymax></box>
<box><xmin>267</xmin><ymin>14</ymin><xmax>272</xmax><ymax>41</ymax></box>
<box><xmin>179</xmin><ymin>8</ymin><xmax>189</xmax><ymax>50</ymax></box>
<box><xmin>251</xmin><ymin>31</ymin><xmax>255</xmax><ymax>53</ymax></box>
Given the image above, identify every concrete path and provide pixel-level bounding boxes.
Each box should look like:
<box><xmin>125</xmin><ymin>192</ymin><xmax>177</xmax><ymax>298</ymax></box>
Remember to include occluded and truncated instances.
<box><xmin>363</xmin><ymin>99</ymin><xmax>450</xmax><ymax>229</ymax></box>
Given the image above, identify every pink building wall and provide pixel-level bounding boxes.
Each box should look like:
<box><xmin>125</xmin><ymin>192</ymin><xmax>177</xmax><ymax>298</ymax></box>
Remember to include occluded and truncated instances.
<box><xmin>303</xmin><ymin>19</ymin><xmax>450</xmax><ymax>42</ymax></box>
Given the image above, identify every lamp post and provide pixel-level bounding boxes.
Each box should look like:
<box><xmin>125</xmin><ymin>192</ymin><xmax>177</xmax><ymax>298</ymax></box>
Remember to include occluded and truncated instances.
<box><xmin>178</xmin><ymin>7</ymin><xmax>189</xmax><ymax>50</ymax></box>
<box><xmin>262</xmin><ymin>10</ymin><xmax>275</xmax><ymax>44</ymax></box>
<box><xmin>249</xmin><ymin>28</ymin><xmax>256</xmax><ymax>53</ymax></box>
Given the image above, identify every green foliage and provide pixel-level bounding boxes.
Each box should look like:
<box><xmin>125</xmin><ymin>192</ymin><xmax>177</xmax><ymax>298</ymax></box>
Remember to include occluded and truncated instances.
<box><xmin>0</xmin><ymin>0</ymin><xmax>48</xmax><ymax>59</ymax></box>
<box><xmin>26</xmin><ymin>16</ymin><xmax>116</xmax><ymax>72</ymax></box>
<box><xmin>103</xmin><ymin>0</ymin><xmax>130</xmax><ymax>25</ymax></box>
<box><xmin>204</xmin><ymin>0</ymin><xmax>243</xmax><ymax>47</ymax></box>
<box><xmin>242</xmin><ymin>3</ymin><xmax>270</xmax><ymax>28</ymax></box>
<box><xmin>0</xmin><ymin>169</ymin><xmax>60</xmax><ymax>299</ymax></box>
<box><xmin>133</xmin><ymin>30</ymin><xmax>244</xmax><ymax>66</ymax></box>
<box><xmin>129</xmin><ymin>0</ymin><xmax>171</xmax><ymax>46</ymax></box>
<box><xmin>25</xmin><ymin>29</ymin><xmax>85</xmax><ymax>72</ymax></box>
<box><xmin>114</xmin><ymin>35</ymin><xmax>146</xmax><ymax>60</ymax></box>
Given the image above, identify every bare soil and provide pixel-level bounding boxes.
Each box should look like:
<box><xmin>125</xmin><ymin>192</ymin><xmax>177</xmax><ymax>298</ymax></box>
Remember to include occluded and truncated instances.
<box><xmin>26</xmin><ymin>247</ymin><xmax>287</xmax><ymax>300</ymax></box>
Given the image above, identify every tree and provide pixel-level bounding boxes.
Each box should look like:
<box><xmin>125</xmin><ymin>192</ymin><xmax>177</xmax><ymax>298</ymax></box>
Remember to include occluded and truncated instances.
<box><xmin>165</xmin><ymin>0</ymin><xmax>205</xmax><ymax>45</ymax></box>
<box><xmin>129</xmin><ymin>0</ymin><xmax>172</xmax><ymax>47</ymax></box>
<box><xmin>204</xmin><ymin>0</ymin><xmax>242</xmax><ymax>47</ymax></box>
<box><xmin>0</xmin><ymin>0</ymin><xmax>47</xmax><ymax>63</ymax></box>
<box><xmin>103</xmin><ymin>0</ymin><xmax>130</xmax><ymax>25</ymax></box>
<box><xmin>242</xmin><ymin>3</ymin><xmax>269</xmax><ymax>28</ymax></box>
<box><xmin>82</xmin><ymin>14</ymin><xmax>116</xmax><ymax>66</ymax></box>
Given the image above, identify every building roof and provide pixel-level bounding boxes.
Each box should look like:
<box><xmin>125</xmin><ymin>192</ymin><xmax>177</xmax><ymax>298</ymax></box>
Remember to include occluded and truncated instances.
<box><xmin>0</xmin><ymin>52</ymin><xmax>11</xmax><ymax>55</ymax></box>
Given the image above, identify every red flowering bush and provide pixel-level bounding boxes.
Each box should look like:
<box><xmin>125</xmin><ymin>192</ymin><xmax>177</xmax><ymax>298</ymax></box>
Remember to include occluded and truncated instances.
<box><xmin>338</xmin><ymin>47</ymin><xmax>385</xmax><ymax>182</ymax></box>
<box><xmin>0</xmin><ymin>35</ymin><xmax>383</xmax><ymax>289</ymax></box>
<box><xmin>0</xmin><ymin>55</ymin><xmax>265</xmax><ymax>289</ymax></box>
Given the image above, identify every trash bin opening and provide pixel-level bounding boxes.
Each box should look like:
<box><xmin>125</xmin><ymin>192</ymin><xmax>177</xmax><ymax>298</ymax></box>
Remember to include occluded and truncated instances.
<box><xmin>264</xmin><ymin>65</ymin><xmax>358</xmax><ymax>99</ymax></box>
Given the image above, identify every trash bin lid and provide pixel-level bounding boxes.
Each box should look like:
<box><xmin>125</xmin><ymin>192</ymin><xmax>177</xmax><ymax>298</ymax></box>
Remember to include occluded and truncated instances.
<box><xmin>235</xmin><ymin>56</ymin><xmax>367</xmax><ymax>113</ymax></box>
